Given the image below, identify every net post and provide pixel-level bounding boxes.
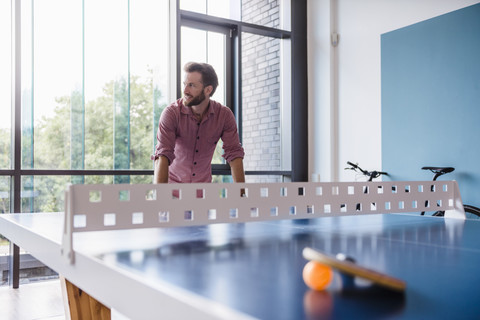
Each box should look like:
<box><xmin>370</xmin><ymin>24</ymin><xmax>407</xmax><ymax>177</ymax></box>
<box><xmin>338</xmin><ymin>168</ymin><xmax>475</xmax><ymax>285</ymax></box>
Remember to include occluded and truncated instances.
<box><xmin>61</xmin><ymin>184</ymin><xmax>75</xmax><ymax>264</ymax></box>
<box><xmin>444</xmin><ymin>181</ymin><xmax>466</xmax><ymax>220</ymax></box>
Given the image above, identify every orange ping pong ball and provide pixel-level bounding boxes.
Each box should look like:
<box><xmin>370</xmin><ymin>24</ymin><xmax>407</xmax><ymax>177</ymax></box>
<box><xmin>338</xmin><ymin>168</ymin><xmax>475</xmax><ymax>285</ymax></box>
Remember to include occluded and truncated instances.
<box><xmin>303</xmin><ymin>261</ymin><xmax>333</xmax><ymax>291</ymax></box>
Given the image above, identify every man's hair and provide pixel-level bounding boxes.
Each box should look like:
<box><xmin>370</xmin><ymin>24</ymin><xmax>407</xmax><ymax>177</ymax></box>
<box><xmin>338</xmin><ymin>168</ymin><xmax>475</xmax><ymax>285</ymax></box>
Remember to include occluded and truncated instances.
<box><xmin>184</xmin><ymin>62</ymin><xmax>219</xmax><ymax>97</ymax></box>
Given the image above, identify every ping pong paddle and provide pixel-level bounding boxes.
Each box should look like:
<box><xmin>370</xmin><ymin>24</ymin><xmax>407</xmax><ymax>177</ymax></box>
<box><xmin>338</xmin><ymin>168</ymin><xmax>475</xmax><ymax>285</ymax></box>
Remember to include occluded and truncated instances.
<box><xmin>302</xmin><ymin>247</ymin><xmax>406</xmax><ymax>292</ymax></box>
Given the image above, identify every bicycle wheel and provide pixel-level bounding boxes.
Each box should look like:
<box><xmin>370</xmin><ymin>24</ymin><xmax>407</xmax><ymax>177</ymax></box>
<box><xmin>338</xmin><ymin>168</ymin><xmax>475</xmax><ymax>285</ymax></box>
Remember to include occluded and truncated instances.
<box><xmin>429</xmin><ymin>205</ymin><xmax>480</xmax><ymax>219</ymax></box>
<box><xmin>464</xmin><ymin>204</ymin><xmax>480</xmax><ymax>219</ymax></box>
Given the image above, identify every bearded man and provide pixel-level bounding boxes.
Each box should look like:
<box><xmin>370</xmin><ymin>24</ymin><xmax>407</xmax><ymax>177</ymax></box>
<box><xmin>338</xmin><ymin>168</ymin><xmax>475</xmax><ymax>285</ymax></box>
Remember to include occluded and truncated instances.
<box><xmin>152</xmin><ymin>62</ymin><xmax>245</xmax><ymax>184</ymax></box>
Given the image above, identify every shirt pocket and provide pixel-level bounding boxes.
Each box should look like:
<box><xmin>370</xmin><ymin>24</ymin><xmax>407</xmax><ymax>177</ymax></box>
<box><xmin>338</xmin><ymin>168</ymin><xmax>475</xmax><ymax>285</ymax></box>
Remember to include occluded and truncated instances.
<box><xmin>208</xmin><ymin>135</ymin><xmax>220</xmax><ymax>146</ymax></box>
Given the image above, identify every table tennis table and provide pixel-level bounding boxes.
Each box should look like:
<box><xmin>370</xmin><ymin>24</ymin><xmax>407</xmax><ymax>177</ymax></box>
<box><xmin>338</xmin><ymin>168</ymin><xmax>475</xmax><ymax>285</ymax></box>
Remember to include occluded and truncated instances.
<box><xmin>1</xmin><ymin>180</ymin><xmax>480</xmax><ymax>319</ymax></box>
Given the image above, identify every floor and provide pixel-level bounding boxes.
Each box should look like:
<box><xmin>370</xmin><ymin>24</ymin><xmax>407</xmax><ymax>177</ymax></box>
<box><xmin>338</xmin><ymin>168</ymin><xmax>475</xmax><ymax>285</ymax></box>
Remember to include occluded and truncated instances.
<box><xmin>0</xmin><ymin>279</ymin><xmax>66</xmax><ymax>320</ymax></box>
<box><xmin>0</xmin><ymin>280</ymin><xmax>129</xmax><ymax>320</ymax></box>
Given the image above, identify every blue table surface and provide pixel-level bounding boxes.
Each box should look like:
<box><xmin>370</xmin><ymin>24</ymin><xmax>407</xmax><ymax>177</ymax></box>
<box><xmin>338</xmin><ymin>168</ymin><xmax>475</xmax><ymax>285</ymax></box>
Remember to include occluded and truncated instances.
<box><xmin>96</xmin><ymin>213</ymin><xmax>480</xmax><ymax>320</ymax></box>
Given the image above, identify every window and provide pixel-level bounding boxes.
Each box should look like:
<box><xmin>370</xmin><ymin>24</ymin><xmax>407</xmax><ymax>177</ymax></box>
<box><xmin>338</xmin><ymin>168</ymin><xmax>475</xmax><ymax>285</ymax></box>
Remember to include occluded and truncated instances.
<box><xmin>2</xmin><ymin>0</ymin><xmax>170</xmax><ymax>286</ymax></box>
<box><xmin>241</xmin><ymin>32</ymin><xmax>291</xmax><ymax>175</ymax></box>
<box><xmin>178</xmin><ymin>0</ymin><xmax>299</xmax><ymax>183</ymax></box>
<box><xmin>2</xmin><ymin>0</ymin><xmax>307</xmax><ymax>286</ymax></box>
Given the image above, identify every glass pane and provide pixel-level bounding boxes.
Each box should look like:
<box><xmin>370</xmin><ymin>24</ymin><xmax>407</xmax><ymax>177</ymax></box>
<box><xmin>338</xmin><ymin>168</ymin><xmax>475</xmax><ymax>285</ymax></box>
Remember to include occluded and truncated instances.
<box><xmin>212</xmin><ymin>175</ymin><xmax>284</xmax><ymax>183</ymax></box>
<box><xmin>84</xmin><ymin>0</ymin><xmax>128</xmax><ymax>170</ymax></box>
<box><xmin>181</xmin><ymin>0</ymin><xmax>241</xmax><ymax>21</ymax></box>
<box><xmin>181</xmin><ymin>26</ymin><xmax>227</xmax><ymax>164</ymax></box>
<box><xmin>21</xmin><ymin>176</ymin><xmax>67</xmax><ymax>213</ymax></box>
<box><xmin>1</xmin><ymin>246</ymin><xmax>58</xmax><ymax>286</ymax></box>
<box><xmin>20</xmin><ymin>175</ymin><xmax>153</xmax><ymax>213</ymax></box>
<box><xmin>130</xmin><ymin>0</ymin><xmax>169</xmax><ymax>171</ymax></box>
<box><xmin>0</xmin><ymin>176</ymin><xmax>10</xmax><ymax>283</ymax></box>
<box><xmin>207</xmin><ymin>32</ymin><xmax>226</xmax><ymax>105</ymax></box>
<box><xmin>22</xmin><ymin>1</ymin><xmax>33</xmax><ymax>169</ymax></box>
<box><xmin>0</xmin><ymin>176</ymin><xmax>10</xmax><ymax>214</ymax></box>
<box><xmin>21</xmin><ymin>0</ymin><xmax>172</xmax><ymax>172</ymax></box>
<box><xmin>242</xmin><ymin>32</ymin><xmax>290</xmax><ymax>177</ymax></box>
<box><xmin>2</xmin><ymin>174</ymin><xmax>57</xmax><ymax>284</ymax></box>
<box><xmin>245</xmin><ymin>175</ymin><xmax>283</xmax><ymax>183</ymax></box>
<box><xmin>181</xmin><ymin>27</ymin><xmax>207</xmax><ymax>68</ymax></box>
<box><xmin>32</xmin><ymin>0</ymin><xmax>82</xmax><ymax>170</ymax></box>
<box><xmin>214</xmin><ymin>175</ymin><xmax>284</xmax><ymax>183</ymax></box>
<box><xmin>84</xmin><ymin>175</ymin><xmax>152</xmax><ymax>185</ymax></box>
<box><xmin>181</xmin><ymin>26</ymin><xmax>227</xmax><ymax>103</ymax></box>
<box><xmin>208</xmin><ymin>0</ymin><xmax>241</xmax><ymax>20</ymax></box>
<box><xmin>0</xmin><ymin>1</ymin><xmax>11</xmax><ymax>170</ymax></box>
<box><xmin>212</xmin><ymin>175</ymin><xmax>232</xmax><ymax>183</ymax></box>
<box><xmin>181</xmin><ymin>0</ymin><xmax>206</xmax><ymax>14</ymax></box>
<box><xmin>0</xmin><ymin>175</ymin><xmax>9</xmax><ymax>284</ymax></box>
<box><xmin>0</xmin><ymin>239</ymin><xmax>9</xmax><ymax>286</ymax></box>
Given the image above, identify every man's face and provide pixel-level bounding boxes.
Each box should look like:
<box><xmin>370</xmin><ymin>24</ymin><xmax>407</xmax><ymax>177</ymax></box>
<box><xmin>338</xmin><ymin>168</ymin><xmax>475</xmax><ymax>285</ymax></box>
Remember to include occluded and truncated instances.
<box><xmin>183</xmin><ymin>72</ymin><xmax>207</xmax><ymax>107</ymax></box>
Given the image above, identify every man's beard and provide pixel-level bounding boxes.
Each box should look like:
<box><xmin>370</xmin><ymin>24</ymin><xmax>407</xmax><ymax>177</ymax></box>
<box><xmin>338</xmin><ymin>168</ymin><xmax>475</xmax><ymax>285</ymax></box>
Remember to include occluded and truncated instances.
<box><xmin>184</xmin><ymin>91</ymin><xmax>206</xmax><ymax>107</ymax></box>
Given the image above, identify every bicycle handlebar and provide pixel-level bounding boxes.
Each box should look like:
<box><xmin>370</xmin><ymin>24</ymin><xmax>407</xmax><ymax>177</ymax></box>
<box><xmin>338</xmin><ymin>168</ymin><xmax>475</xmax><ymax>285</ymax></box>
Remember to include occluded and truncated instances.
<box><xmin>345</xmin><ymin>161</ymin><xmax>388</xmax><ymax>181</ymax></box>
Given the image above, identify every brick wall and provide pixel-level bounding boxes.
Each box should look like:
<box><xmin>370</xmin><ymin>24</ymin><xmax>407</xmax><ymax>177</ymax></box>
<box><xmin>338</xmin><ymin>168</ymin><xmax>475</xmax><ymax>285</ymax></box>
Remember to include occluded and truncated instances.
<box><xmin>241</xmin><ymin>0</ymin><xmax>282</xmax><ymax>183</ymax></box>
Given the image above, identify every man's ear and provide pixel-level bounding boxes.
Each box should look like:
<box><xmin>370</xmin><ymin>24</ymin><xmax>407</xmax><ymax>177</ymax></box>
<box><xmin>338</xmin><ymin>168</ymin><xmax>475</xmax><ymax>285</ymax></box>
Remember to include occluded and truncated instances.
<box><xmin>204</xmin><ymin>85</ymin><xmax>213</xmax><ymax>97</ymax></box>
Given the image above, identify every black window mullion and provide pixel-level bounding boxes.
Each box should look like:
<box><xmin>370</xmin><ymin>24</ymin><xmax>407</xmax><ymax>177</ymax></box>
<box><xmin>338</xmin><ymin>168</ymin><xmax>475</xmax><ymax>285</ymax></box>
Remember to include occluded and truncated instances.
<box><xmin>179</xmin><ymin>10</ymin><xmax>291</xmax><ymax>40</ymax></box>
<box><xmin>10</xmin><ymin>0</ymin><xmax>22</xmax><ymax>289</ymax></box>
<box><xmin>233</xmin><ymin>25</ymin><xmax>241</xmax><ymax>143</ymax></box>
<box><xmin>291</xmin><ymin>0</ymin><xmax>308</xmax><ymax>182</ymax></box>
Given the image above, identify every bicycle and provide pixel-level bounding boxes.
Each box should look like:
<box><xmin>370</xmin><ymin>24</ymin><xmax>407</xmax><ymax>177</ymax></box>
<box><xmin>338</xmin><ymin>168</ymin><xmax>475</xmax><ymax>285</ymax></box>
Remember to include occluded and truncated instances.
<box><xmin>421</xmin><ymin>167</ymin><xmax>480</xmax><ymax>219</ymax></box>
<box><xmin>345</xmin><ymin>162</ymin><xmax>480</xmax><ymax>219</ymax></box>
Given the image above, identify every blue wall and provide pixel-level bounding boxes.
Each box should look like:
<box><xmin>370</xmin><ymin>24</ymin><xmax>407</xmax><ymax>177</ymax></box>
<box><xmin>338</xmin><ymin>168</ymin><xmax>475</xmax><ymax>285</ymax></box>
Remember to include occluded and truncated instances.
<box><xmin>381</xmin><ymin>3</ymin><xmax>480</xmax><ymax>207</ymax></box>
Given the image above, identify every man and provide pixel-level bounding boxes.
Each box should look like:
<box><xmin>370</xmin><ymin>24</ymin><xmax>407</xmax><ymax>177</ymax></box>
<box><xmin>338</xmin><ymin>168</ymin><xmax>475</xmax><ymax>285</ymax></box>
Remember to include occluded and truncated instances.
<box><xmin>152</xmin><ymin>62</ymin><xmax>245</xmax><ymax>184</ymax></box>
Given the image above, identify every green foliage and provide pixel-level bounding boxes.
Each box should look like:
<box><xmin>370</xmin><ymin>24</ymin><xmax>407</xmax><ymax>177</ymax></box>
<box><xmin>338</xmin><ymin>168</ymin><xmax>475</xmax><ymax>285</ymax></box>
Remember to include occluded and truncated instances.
<box><xmin>0</xmin><ymin>172</ymin><xmax>9</xmax><ymax>214</ymax></box>
<box><xmin>35</xmin><ymin>97</ymin><xmax>71</xmax><ymax>169</ymax></box>
<box><xmin>130</xmin><ymin>76</ymin><xmax>157</xmax><ymax>170</ymax></box>
<box><xmin>0</xmin><ymin>129</ymin><xmax>10</xmax><ymax>169</ymax></box>
<box><xmin>18</xmin><ymin>74</ymin><xmax>166</xmax><ymax>212</ymax></box>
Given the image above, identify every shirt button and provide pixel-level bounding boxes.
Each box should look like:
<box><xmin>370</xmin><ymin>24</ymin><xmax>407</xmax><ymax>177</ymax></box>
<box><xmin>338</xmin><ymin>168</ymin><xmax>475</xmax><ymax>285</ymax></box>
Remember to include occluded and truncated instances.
<box><xmin>196</xmin><ymin>150</ymin><xmax>199</xmax><ymax>153</ymax></box>
<box><xmin>197</xmin><ymin>122</ymin><xmax>200</xmax><ymax>126</ymax></box>
<box><xmin>194</xmin><ymin>162</ymin><xmax>197</xmax><ymax>165</ymax></box>
<box><xmin>197</xmin><ymin>136</ymin><xmax>200</xmax><ymax>140</ymax></box>
<box><xmin>193</xmin><ymin>173</ymin><xmax>196</xmax><ymax>176</ymax></box>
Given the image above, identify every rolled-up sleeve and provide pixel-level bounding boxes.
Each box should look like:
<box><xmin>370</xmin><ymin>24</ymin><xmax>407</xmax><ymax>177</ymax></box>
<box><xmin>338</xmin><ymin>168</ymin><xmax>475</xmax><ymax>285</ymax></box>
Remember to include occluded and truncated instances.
<box><xmin>151</xmin><ymin>105</ymin><xmax>177</xmax><ymax>164</ymax></box>
<box><xmin>221</xmin><ymin>108</ymin><xmax>245</xmax><ymax>163</ymax></box>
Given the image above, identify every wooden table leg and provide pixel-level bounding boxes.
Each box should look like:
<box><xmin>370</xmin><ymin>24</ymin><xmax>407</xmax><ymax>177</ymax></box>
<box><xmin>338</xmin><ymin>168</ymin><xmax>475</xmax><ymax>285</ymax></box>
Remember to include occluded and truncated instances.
<box><xmin>61</xmin><ymin>277</ymin><xmax>111</xmax><ymax>320</ymax></box>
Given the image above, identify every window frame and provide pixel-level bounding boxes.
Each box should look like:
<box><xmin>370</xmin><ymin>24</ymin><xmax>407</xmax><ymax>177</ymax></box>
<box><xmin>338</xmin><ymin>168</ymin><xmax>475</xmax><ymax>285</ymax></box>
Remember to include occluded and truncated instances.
<box><xmin>177</xmin><ymin>6</ymin><xmax>301</xmax><ymax>178</ymax></box>
<box><xmin>179</xmin><ymin>17</ymin><xmax>234</xmax><ymax>172</ymax></box>
<box><xmin>3</xmin><ymin>0</ymin><xmax>309</xmax><ymax>198</ymax></box>
<box><xmin>3</xmin><ymin>0</ymin><xmax>307</xmax><ymax>287</ymax></box>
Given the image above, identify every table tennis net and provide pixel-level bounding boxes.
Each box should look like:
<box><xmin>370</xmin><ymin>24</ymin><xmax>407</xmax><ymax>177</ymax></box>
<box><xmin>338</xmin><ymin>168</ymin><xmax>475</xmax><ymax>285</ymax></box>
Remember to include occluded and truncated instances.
<box><xmin>64</xmin><ymin>180</ymin><xmax>465</xmax><ymax>233</ymax></box>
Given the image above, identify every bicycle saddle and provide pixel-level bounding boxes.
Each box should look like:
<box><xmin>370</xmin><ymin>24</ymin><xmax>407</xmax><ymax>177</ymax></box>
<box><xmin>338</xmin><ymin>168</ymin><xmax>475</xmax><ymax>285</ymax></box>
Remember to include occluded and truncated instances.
<box><xmin>421</xmin><ymin>166</ymin><xmax>455</xmax><ymax>174</ymax></box>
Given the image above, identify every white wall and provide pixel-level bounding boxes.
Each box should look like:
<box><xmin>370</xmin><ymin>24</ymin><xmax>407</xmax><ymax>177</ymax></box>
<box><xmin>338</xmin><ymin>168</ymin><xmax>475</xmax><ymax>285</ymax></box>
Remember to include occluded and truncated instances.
<box><xmin>307</xmin><ymin>0</ymin><xmax>480</xmax><ymax>182</ymax></box>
